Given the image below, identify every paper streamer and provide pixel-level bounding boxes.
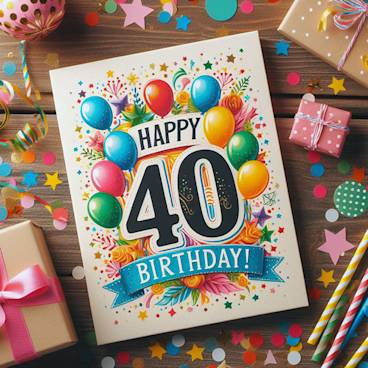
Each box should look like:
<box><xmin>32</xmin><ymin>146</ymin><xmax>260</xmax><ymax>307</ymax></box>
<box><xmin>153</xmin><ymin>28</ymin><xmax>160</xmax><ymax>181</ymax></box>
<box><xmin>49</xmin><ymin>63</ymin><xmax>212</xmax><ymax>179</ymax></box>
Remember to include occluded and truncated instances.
<box><xmin>345</xmin><ymin>337</ymin><xmax>368</xmax><ymax>368</ymax></box>
<box><xmin>19</xmin><ymin>40</ymin><xmax>31</xmax><ymax>97</ymax></box>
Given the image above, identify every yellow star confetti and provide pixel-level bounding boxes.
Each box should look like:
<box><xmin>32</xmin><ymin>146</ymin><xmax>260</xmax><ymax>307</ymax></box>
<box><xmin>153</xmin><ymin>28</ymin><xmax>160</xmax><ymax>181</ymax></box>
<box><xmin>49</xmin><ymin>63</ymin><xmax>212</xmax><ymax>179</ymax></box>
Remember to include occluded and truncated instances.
<box><xmin>328</xmin><ymin>76</ymin><xmax>346</xmax><ymax>95</ymax></box>
<box><xmin>149</xmin><ymin>342</ymin><xmax>166</xmax><ymax>360</ymax></box>
<box><xmin>127</xmin><ymin>72</ymin><xmax>139</xmax><ymax>85</ymax></box>
<box><xmin>106</xmin><ymin>70</ymin><xmax>114</xmax><ymax>78</ymax></box>
<box><xmin>94</xmin><ymin>251</ymin><xmax>102</xmax><ymax>259</ymax></box>
<box><xmin>160</xmin><ymin>63</ymin><xmax>168</xmax><ymax>71</ymax></box>
<box><xmin>317</xmin><ymin>269</ymin><xmax>336</xmax><ymax>288</ymax></box>
<box><xmin>44</xmin><ymin>172</ymin><xmax>62</xmax><ymax>190</ymax></box>
<box><xmin>186</xmin><ymin>344</ymin><xmax>204</xmax><ymax>361</ymax></box>
<box><xmin>138</xmin><ymin>310</ymin><xmax>147</xmax><ymax>320</ymax></box>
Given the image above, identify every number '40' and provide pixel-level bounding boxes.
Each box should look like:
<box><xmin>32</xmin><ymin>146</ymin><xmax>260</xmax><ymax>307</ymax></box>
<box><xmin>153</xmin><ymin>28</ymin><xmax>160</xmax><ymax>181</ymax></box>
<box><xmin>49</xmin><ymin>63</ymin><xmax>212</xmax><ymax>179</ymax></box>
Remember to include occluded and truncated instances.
<box><xmin>122</xmin><ymin>147</ymin><xmax>244</xmax><ymax>252</ymax></box>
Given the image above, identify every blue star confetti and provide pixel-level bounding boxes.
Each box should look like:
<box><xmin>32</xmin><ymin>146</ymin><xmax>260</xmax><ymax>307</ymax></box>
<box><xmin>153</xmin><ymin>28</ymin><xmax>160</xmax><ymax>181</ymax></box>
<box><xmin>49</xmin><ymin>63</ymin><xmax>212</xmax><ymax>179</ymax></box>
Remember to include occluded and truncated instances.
<box><xmin>176</xmin><ymin>15</ymin><xmax>191</xmax><ymax>31</ymax></box>
<box><xmin>22</xmin><ymin>171</ymin><xmax>39</xmax><ymax>188</ymax></box>
<box><xmin>275</xmin><ymin>39</ymin><xmax>290</xmax><ymax>56</ymax></box>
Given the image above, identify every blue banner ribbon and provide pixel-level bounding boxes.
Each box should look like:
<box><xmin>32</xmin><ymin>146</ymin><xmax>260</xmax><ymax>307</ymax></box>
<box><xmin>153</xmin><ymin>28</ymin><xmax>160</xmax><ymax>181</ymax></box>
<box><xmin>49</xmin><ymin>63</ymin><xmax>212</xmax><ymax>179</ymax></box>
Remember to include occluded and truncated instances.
<box><xmin>104</xmin><ymin>245</ymin><xmax>284</xmax><ymax>308</ymax></box>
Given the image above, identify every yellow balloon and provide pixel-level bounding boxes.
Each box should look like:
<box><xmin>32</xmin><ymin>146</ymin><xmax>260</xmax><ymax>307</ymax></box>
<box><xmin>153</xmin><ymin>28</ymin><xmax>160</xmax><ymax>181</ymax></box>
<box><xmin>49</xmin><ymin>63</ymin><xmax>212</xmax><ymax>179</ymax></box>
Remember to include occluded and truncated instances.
<box><xmin>204</xmin><ymin>106</ymin><xmax>235</xmax><ymax>147</ymax></box>
<box><xmin>237</xmin><ymin>160</ymin><xmax>269</xmax><ymax>199</ymax></box>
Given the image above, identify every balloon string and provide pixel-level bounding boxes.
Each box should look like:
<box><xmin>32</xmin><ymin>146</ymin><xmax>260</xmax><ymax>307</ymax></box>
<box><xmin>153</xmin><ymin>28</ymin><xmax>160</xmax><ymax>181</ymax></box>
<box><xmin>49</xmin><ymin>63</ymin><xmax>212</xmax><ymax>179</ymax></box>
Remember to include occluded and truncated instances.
<box><xmin>19</xmin><ymin>40</ymin><xmax>32</xmax><ymax>97</ymax></box>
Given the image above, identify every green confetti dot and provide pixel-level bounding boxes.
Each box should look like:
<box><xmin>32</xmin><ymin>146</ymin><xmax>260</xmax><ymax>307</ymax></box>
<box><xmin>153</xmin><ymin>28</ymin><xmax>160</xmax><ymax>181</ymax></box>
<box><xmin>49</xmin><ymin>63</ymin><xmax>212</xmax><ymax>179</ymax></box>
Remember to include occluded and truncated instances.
<box><xmin>104</xmin><ymin>0</ymin><xmax>117</xmax><ymax>14</ymax></box>
<box><xmin>334</xmin><ymin>180</ymin><xmax>368</xmax><ymax>218</ymax></box>
<box><xmin>337</xmin><ymin>160</ymin><xmax>351</xmax><ymax>175</ymax></box>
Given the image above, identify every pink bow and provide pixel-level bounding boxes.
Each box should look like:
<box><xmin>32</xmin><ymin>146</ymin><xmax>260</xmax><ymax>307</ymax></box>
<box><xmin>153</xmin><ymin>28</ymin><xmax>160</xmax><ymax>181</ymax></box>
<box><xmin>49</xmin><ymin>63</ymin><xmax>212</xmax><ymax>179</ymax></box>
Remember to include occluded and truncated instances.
<box><xmin>0</xmin><ymin>250</ymin><xmax>63</xmax><ymax>363</ymax></box>
<box><xmin>332</xmin><ymin>0</ymin><xmax>368</xmax><ymax>70</ymax></box>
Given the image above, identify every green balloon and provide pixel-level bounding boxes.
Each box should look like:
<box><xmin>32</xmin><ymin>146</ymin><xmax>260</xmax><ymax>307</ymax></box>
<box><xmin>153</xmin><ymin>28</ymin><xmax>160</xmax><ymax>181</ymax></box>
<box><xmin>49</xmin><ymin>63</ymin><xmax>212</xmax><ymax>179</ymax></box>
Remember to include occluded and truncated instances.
<box><xmin>227</xmin><ymin>131</ymin><xmax>259</xmax><ymax>170</ymax></box>
<box><xmin>88</xmin><ymin>192</ymin><xmax>122</xmax><ymax>228</ymax></box>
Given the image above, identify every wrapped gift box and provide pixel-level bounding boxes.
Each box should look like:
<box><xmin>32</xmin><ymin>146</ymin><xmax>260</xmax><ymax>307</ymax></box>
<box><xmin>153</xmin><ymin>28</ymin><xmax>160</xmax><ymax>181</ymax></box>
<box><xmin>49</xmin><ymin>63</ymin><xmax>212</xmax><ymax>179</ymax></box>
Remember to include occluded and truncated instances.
<box><xmin>279</xmin><ymin>0</ymin><xmax>368</xmax><ymax>88</ymax></box>
<box><xmin>0</xmin><ymin>221</ymin><xmax>77</xmax><ymax>367</ymax></box>
<box><xmin>289</xmin><ymin>99</ymin><xmax>351</xmax><ymax>157</ymax></box>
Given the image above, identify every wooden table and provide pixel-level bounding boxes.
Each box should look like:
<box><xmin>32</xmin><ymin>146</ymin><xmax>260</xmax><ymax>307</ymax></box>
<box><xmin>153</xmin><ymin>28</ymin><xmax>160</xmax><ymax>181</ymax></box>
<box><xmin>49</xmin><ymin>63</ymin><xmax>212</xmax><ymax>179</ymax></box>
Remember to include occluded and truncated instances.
<box><xmin>0</xmin><ymin>0</ymin><xmax>367</xmax><ymax>367</ymax></box>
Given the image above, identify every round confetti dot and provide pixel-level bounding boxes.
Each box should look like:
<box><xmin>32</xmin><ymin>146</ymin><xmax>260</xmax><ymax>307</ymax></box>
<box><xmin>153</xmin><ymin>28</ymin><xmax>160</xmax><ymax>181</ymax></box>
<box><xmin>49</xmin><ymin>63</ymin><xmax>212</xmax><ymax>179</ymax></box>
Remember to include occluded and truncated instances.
<box><xmin>104</xmin><ymin>0</ymin><xmax>117</xmax><ymax>13</ymax></box>
<box><xmin>53</xmin><ymin>219</ymin><xmax>67</xmax><ymax>230</ymax></box>
<box><xmin>166</xmin><ymin>342</ymin><xmax>180</xmax><ymax>356</ymax></box>
<box><xmin>85</xmin><ymin>12</ymin><xmax>100</xmax><ymax>26</ymax></box>
<box><xmin>307</xmin><ymin>151</ymin><xmax>321</xmax><ymax>163</ymax></box>
<box><xmin>290</xmin><ymin>342</ymin><xmax>303</xmax><ymax>352</ymax></box>
<box><xmin>116</xmin><ymin>351</ymin><xmax>130</xmax><ymax>364</ymax></box>
<box><xmin>313</xmin><ymin>184</ymin><xmax>328</xmax><ymax>199</ymax></box>
<box><xmin>212</xmin><ymin>347</ymin><xmax>226</xmax><ymax>362</ymax></box>
<box><xmin>158</xmin><ymin>10</ymin><xmax>171</xmax><ymax>23</ymax></box>
<box><xmin>0</xmin><ymin>206</ymin><xmax>8</xmax><ymax>221</ymax></box>
<box><xmin>11</xmin><ymin>151</ymin><xmax>23</xmax><ymax>163</ymax></box>
<box><xmin>250</xmin><ymin>333</ymin><xmax>264</xmax><ymax>348</ymax></box>
<box><xmin>310</xmin><ymin>163</ymin><xmax>325</xmax><ymax>177</ymax></box>
<box><xmin>101</xmin><ymin>356</ymin><xmax>115</xmax><ymax>368</ymax></box>
<box><xmin>206</xmin><ymin>0</ymin><xmax>238</xmax><ymax>20</ymax></box>
<box><xmin>20</xmin><ymin>194</ymin><xmax>35</xmax><ymax>209</ymax></box>
<box><xmin>287</xmin><ymin>72</ymin><xmax>301</xmax><ymax>86</ymax></box>
<box><xmin>271</xmin><ymin>332</ymin><xmax>285</xmax><ymax>347</ymax></box>
<box><xmin>172</xmin><ymin>334</ymin><xmax>185</xmax><ymax>347</ymax></box>
<box><xmin>243</xmin><ymin>350</ymin><xmax>257</xmax><ymax>365</ymax></box>
<box><xmin>289</xmin><ymin>324</ymin><xmax>303</xmax><ymax>338</ymax></box>
<box><xmin>334</xmin><ymin>180</ymin><xmax>368</xmax><ymax>218</ymax></box>
<box><xmin>132</xmin><ymin>357</ymin><xmax>144</xmax><ymax>368</ymax></box>
<box><xmin>203</xmin><ymin>336</ymin><xmax>218</xmax><ymax>352</ymax></box>
<box><xmin>2</xmin><ymin>61</ymin><xmax>16</xmax><ymax>76</ymax></box>
<box><xmin>22</xmin><ymin>150</ymin><xmax>36</xmax><ymax>163</ymax></box>
<box><xmin>325</xmin><ymin>208</ymin><xmax>339</xmax><ymax>223</ymax></box>
<box><xmin>302</xmin><ymin>93</ymin><xmax>315</xmax><ymax>102</ymax></box>
<box><xmin>337</xmin><ymin>160</ymin><xmax>351</xmax><ymax>175</ymax></box>
<box><xmin>287</xmin><ymin>335</ymin><xmax>301</xmax><ymax>346</ymax></box>
<box><xmin>0</xmin><ymin>163</ymin><xmax>12</xmax><ymax>176</ymax></box>
<box><xmin>72</xmin><ymin>265</ymin><xmax>85</xmax><ymax>280</ymax></box>
<box><xmin>240</xmin><ymin>0</ymin><xmax>254</xmax><ymax>14</ymax></box>
<box><xmin>287</xmin><ymin>351</ymin><xmax>302</xmax><ymax>365</ymax></box>
<box><xmin>42</xmin><ymin>151</ymin><xmax>56</xmax><ymax>165</ymax></box>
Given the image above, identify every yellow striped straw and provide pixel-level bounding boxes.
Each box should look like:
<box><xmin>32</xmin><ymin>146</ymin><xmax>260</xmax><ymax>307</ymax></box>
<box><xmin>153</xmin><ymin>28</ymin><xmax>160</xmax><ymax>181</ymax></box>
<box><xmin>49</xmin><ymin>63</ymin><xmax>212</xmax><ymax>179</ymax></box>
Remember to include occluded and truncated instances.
<box><xmin>308</xmin><ymin>230</ymin><xmax>368</xmax><ymax>345</ymax></box>
<box><xmin>345</xmin><ymin>337</ymin><xmax>368</xmax><ymax>368</ymax></box>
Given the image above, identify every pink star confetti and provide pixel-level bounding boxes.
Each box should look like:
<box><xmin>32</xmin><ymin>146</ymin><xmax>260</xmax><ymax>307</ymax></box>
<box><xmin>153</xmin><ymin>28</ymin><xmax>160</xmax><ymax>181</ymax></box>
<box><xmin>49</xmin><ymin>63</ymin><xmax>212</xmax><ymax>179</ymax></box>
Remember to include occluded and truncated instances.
<box><xmin>318</xmin><ymin>228</ymin><xmax>355</xmax><ymax>265</ymax></box>
<box><xmin>120</xmin><ymin>0</ymin><xmax>153</xmax><ymax>29</ymax></box>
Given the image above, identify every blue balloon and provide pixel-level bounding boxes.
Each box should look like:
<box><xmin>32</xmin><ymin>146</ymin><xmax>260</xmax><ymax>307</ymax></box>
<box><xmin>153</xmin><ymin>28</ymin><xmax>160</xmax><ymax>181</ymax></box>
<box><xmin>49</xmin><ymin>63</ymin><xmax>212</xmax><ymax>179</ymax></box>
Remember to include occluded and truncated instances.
<box><xmin>80</xmin><ymin>96</ymin><xmax>113</xmax><ymax>130</ymax></box>
<box><xmin>104</xmin><ymin>131</ymin><xmax>138</xmax><ymax>170</ymax></box>
<box><xmin>190</xmin><ymin>75</ymin><xmax>221</xmax><ymax>113</ymax></box>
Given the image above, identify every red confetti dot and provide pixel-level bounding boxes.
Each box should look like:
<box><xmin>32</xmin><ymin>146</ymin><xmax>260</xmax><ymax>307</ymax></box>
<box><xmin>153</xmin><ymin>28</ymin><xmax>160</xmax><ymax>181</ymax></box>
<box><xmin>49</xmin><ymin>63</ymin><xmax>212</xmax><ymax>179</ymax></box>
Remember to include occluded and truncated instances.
<box><xmin>239</xmin><ymin>0</ymin><xmax>254</xmax><ymax>14</ymax></box>
<box><xmin>85</xmin><ymin>12</ymin><xmax>100</xmax><ymax>26</ymax></box>
<box><xmin>313</xmin><ymin>184</ymin><xmax>328</xmax><ymax>199</ymax></box>
<box><xmin>243</xmin><ymin>350</ymin><xmax>257</xmax><ymax>365</ymax></box>
<box><xmin>307</xmin><ymin>151</ymin><xmax>321</xmax><ymax>164</ymax></box>
<box><xmin>249</xmin><ymin>333</ymin><xmax>264</xmax><ymax>349</ymax></box>
<box><xmin>289</xmin><ymin>323</ymin><xmax>303</xmax><ymax>338</ymax></box>
<box><xmin>287</xmin><ymin>72</ymin><xmax>301</xmax><ymax>86</ymax></box>
<box><xmin>42</xmin><ymin>151</ymin><xmax>56</xmax><ymax>166</ymax></box>
<box><xmin>271</xmin><ymin>332</ymin><xmax>285</xmax><ymax>347</ymax></box>
<box><xmin>116</xmin><ymin>351</ymin><xmax>130</xmax><ymax>365</ymax></box>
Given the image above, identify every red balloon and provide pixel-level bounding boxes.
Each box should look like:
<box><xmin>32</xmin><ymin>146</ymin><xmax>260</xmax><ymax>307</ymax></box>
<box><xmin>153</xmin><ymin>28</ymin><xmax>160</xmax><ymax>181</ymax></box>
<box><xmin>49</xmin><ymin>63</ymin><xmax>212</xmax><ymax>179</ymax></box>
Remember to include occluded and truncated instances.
<box><xmin>143</xmin><ymin>80</ymin><xmax>174</xmax><ymax>118</ymax></box>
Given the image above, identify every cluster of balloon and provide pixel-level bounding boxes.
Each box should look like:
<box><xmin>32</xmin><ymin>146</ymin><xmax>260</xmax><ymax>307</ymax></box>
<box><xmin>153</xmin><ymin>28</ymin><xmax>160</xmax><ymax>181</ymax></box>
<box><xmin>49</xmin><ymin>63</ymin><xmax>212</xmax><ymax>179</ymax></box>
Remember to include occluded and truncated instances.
<box><xmin>144</xmin><ymin>79</ymin><xmax>174</xmax><ymax>118</ymax></box>
<box><xmin>80</xmin><ymin>96</ymin><xmax>138</xmax><ymax>229</ymax></box>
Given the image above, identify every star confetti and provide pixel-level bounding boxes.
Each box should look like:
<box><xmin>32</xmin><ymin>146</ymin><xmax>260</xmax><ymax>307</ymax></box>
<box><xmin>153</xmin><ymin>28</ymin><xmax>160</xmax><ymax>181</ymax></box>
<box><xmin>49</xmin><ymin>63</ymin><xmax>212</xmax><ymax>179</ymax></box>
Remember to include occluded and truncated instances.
<box><xmin>253</xmin><ymin>207</ymin><xmax>271</xmax><ymax>227</ymax></box>
<box><xmin>260</xmin><ymin>226</ymin><xmax>273</xmax><ymax>243</ymax></box>
<box><xmin>149</xmin><ymin>342</ymin><xmax>166</xmax><ymax>360</ymax></box>
<box><xmin>275</xmin><ymin>39</ymin><xmax>290</xmax><ymax>56</ymax></box>
<box><xmin>176</xmin><ymin>15</ymin><xmax>191</xmax><ymax>31</ymax></box>
<box><xmin>328</xmin><ymin>76</ymin><xmax>346</xmax><ymax>95</ymax></box>
<box><xmin>120</xmin><ymin>0</ymin><xmax>153</xmax><ymax>29</ymax></box>
<box><xmin>44</xmin><ymin>172</ymin><xmax>62</xmax><ymax>190</ymax></box>
<box><xmin>317</xmin><ymin>269</ymin><xmax>336</xmax><ymax>288</ymax></box>
<box><xmin>22</xmin><ymin>171</ymin><xmax>38</xmax><ymax>188</ymax></box>
<box><xmin>186</xmin><ymin>344</ymin><xmax>204</xmax><ymax>361</ymax></box>
<box><xmin>318</xmin><ymin>228</ymin><xmax>355</xmax><ymax>265</ymax></box>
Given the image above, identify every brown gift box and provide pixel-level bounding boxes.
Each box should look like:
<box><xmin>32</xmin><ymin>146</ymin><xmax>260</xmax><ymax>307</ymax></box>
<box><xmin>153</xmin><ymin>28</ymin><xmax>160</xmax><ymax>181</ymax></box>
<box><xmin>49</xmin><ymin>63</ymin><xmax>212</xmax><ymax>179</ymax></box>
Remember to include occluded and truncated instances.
<box><xmin>0</xmin><ymin>221</ymin><xmax>77</xmax><ymax>367</ymax></box>
<box><xmin>279</xmin><ymin>0</ymin><xmax>368</xmax><ymax>88</ymax></box>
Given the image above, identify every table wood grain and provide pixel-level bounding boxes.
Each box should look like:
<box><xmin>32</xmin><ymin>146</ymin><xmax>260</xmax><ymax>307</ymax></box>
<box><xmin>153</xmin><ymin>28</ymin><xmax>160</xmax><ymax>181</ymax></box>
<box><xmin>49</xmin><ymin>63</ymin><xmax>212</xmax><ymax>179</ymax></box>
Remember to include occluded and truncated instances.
<box><xmin>0</xmin><ymin>0</ymin><xmax>367</xmax><ymax>367</ymax></box>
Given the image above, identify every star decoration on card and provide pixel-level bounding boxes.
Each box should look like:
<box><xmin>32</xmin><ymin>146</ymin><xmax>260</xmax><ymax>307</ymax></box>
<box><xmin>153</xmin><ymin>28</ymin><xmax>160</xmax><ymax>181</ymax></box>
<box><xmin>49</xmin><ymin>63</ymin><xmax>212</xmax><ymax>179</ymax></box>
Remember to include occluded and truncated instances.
<box><xmin>22</xmin><ymin>171</ymin><xmax>38</xmax><ymax>188</ymax></box>
<box><xmin>186</xmin><ymin>344</ymin><xmax>204</xmax><ymax>361</ymax></box>
<box><xmin>78</xmin><ymin>90</ymin><xmax>86</xmax><ymax>98</ymax></box>
<box><xmin>160</xmin><ymin>63</ymin><xmax>168</xmax><ymax>71</ymax></box>
<box><xmin>176</xmin><ymin>15</ymin><xmax>191</xmax><ymax>31</ymax></box>
<box><xmin>106</xmin><ymin>70</ymin><xmax>114</xmax><ymax>78</ymax></box>
<box><xmin>317</xmin><ymin>269</ymin><xmax>336</xmax><ymax>288</ymax></box>
<box><xmin>149</xmin><ymin>342</ymin><xmax>166</xmax><ymax>360</ymax></box>
<box><xmin>253</xmin><ymin>207</ymin><xmax>271</xmax><ymax>227</ymax></box>
<box><xmin>260</xmin><ymin>226</ymin><xmax>273</xmax><ymax>243</ymax></box>
<box><xmin>127</xmin><ymin>72</ymin><xmax>139</xmax><ymax>85</ymax></box>
<box><xmin>231</xmin><ymin>330</ymin><xmax>245</xmax><ymax>345</ymax></box>
<box><xmin>227</xmin><ymin>54</ymin><xmax>236</xmax><ymax>63</ymax></box>
<box><xmin>352</xmin><ymin>167</ymin><xmax>365</xmax><ymax>183</ymax></box>
<box><xmin>318</xmin><ymin>228</ymin><xmax>355</xmax><ymax>265</ymax></box>
<box><xmin>44</xmin><ymin>172</ymin><xmax>62</xmax><ymax>190</ymax></box>
<box><xmin>263</xmin><ymin>191</ymin><xmax>276</xmax><ymax>206</ymax></box>
<box><xmin>138</xmin><ymin>310</ymin><xmax>147</xmax><ymax>320</ymax></box>
<box><xmin>204</xmin><ymin>61</ymin><xmax>213</xmax><ymax>70</ymax></box>
<box><xmin>110</xmin><ymin>95</ymin><xmax>128</xmax><ymax>115</ymax></box>
<box><xmin>168</xmin><ymin>308</ymin><xmax>176</xmax><ymax>317</ymax></box>
<box><xmin>120</xmin><ymin>0</ymin><xmax>153</xmax><ymax>29</ymax></box>
<box><xmin>275</xmin><ymin>39</ymin><xmax>290</xmax><ymax>56</ymax></box>
<box><xmin>252</xmin><ymin>294</ymin><xmax>259</xmax><ymax>301</ymax></box>
<box><xmin>328</xmin><ymin>76</ymin><xmax>346</xmax><ymax>95</ymax></box>
<box><xmin>225</xmin><ymin>301</ymin><xmax>232</xmax><ymax>309</ymax></box>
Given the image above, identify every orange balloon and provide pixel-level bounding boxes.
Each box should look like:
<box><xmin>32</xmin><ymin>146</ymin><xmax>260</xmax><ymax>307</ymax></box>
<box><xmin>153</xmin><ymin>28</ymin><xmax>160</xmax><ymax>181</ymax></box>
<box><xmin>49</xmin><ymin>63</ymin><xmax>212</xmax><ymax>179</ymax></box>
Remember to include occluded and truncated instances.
<box><xmin>203</xmin><ymin>106</ymin><xmax>235</xmax><ymax>147</ymax></box>
<box><xmin>237</xmin><ymin>160</ymin><xmax>269</xmax><ymax>199</ymax></box>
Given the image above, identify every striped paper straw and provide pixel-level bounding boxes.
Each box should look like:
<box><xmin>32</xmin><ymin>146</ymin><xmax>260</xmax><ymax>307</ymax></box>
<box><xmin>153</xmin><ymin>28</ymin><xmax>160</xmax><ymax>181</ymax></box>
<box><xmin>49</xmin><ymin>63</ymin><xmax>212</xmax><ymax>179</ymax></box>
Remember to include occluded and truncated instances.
<box><xmin>322</xmin><ymin>268</ymin><xmax>368</xmax><ymax>368</ymax></box>
<box><xmin>345</xmin><ymin>337</ymin><xmax>368</xmax><ymax>368</ymax></box>
<box><xmin>308</xmin><ymin>230</ymin><xmax>368</xmax><ymax>345</ymax></box>
<box><xmin>19</xmin><ymin>40</ymin><xmax>31</xmax><ymax>97</ymax></box>
<box><xmin>312</xmin><ymin>294</ymin><xmax>349</xmax><ymax>362</ymax></box>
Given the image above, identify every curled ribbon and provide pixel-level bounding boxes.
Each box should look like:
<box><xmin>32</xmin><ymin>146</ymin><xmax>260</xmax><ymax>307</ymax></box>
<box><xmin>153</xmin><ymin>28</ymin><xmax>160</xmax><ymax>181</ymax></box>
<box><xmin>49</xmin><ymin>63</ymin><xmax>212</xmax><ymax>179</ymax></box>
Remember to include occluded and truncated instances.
<box><xmin>0</xmin><ymin>249</ymin><xmax>63</xmax><ymax>363</ymax></box>
<box><xmin>0</xmin><ymin>80</ymin><xmax>48</xmax><ymax>152</ymax></box>
<box><xmin>318</xmin><ymin>0</ymin><xmax>368</xmax><ymax>70</ymax></box>
<box><xmin>295</xmin><ymin>104</ymin><xmax>350</xmax><ymax>151</ymax></box>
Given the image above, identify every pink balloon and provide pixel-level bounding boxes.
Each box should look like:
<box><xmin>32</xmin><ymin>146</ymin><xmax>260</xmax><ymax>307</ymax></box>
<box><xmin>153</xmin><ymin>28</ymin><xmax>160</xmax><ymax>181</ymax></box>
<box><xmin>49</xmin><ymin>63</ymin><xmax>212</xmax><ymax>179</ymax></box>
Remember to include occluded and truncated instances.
<box><xmin>91</xmin><ymin>161</ymin><xmax>126</xmax><ymax>197</ymax></box>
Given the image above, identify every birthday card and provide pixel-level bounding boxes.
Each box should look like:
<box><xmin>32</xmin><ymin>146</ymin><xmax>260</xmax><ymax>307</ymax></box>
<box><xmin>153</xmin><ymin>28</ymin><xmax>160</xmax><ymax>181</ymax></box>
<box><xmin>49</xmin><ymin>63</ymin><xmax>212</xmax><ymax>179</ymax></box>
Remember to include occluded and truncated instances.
<box><xmin>50</xmin><ymin>31</ymin><xmax>308</xmax><ymax>345</ymax></box>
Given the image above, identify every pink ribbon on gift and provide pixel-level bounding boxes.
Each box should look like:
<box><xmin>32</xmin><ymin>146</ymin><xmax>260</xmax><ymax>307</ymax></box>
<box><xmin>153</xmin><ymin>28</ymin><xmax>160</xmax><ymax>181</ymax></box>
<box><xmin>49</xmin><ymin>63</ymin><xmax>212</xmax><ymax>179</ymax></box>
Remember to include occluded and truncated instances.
<box><xmin>333</xmin><ymin>0</ymin><xmax>368</xmax><ymax>70</ymax></box>
<box><xmin>295</xmin><ymin>104</ymin><xmax>350</xmax><ymax>151</ymax></box>
<box><xmin>0</xmin><ymin>249</ymin><xmax>63</xmax><ymax>363</ymax></box>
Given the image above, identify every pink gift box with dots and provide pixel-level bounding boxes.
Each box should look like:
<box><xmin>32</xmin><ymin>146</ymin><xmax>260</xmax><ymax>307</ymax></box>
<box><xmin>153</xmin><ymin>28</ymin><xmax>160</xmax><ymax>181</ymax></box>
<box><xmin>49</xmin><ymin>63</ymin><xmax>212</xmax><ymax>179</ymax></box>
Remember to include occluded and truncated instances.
<box><xmin>289</xmin><ymin>99</ymin><xmax>351</xmax><ymax>158</ymax></box>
